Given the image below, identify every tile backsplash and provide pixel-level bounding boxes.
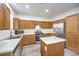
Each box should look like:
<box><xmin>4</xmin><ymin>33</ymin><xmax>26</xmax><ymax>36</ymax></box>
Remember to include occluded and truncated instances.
<box><xmin>0</xmin><ymin>30</ymin><xmax>10</xmax><ymax>40</ymax></box>
<box><xmin>23</xmin><ymin>29</ymin><xmax>53</xmax><ymax>34</ymax></box>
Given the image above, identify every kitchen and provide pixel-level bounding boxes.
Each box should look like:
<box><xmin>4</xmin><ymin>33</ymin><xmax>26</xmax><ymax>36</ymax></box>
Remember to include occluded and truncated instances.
<box><xmin>0</xmin><ymin>3</ymin><xmax>79</xmax><ymax>56</ymax></box>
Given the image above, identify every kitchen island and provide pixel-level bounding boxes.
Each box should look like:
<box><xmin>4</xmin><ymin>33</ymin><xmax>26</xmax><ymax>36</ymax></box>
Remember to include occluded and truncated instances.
<box><xmin>40</xmin><ymin>36</ymin><xmax>66</xmax><ymax>56</ymax></box>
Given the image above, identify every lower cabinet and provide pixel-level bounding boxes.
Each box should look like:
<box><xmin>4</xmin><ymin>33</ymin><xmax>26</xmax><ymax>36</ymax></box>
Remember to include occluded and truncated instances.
<box><xmin>44</xmin><ymin>33</ymin><xmax>53</xmax><ymax>37</ymax></box>
<box><xmin>66</xmin><ymin>32</ymin><xmax>79</xmax><ymax>53</ymax></box>
<box><xmin>22</xmin><ymin>35</ymin><xmax>36</xmax><ymax>46</ymax></box>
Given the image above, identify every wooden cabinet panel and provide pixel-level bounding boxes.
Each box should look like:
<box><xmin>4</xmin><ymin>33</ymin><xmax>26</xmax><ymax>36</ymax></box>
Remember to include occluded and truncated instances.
<box><xmin>19</xmin><ymin>20</ymin><xmax>24</xmax><ymax>29</ymax></box>
<box><xmin>38</xmin><ymin>21</ymin><xmax>52</xmax><ymax>29</ymax></box>
<box><xmin>66</xmin><ymin>15</ymin><xmax>77</xmax><ymax>33</ymax></box>
<box><xmin>0</xmin><ymin>4</ymin><xmax>10</xmax><ymax>30</ymax></box>
<box><xmin>0</xmin><ymin>4</ymin><xmax>4</xmax><ymax>30</ymax></box>
<box><xmin>13</xmin><ymin>18</ymin><xmax>19</xmax><ymax>30</ymax></box>
<box><xmin>66</xmin><ymin>33</ymin><xmax>77</xmax><ymax>50</ymax></box>
<box><xmin>22</xmin><ymin>35</ymin><xmax>36</xmax><ymax>46</ymax></box>
<box><xmin>4</xmin><ymin>4</ymin><xmax>10</xmax><ymax>29</ymax></box>
<box><xmin>19</xmin><ymin>20</ymin><xmax>52</xmax><ymax>29</ymax></box>
<box><xmin>44</xmin><ymin>33</ymin><xmax>53</xmax><ymax>37</ymax></box>
<box><xmin>41</xmin><ymin>41</ymin><xmax>64</xmax><ymax>56</ymax></box>
<box><xmin>22</xmin><ymin>35</ymin><xmax>29</xmax><ymax>46</ymax></box>
<box><xmin>24</xmin><ymin>21</ymin><xmax>31</xmax><ymax>29</ymax></box>
<box><xmin>66</xmin><ymin>14</ymin><xmax>79</xmax><ymax>53</ymax></box>
<box><xmin>29</xmin><ymin>35</ymin><xmax>36</xmax><ymax>44</ymax></box>
<box><xmin>24</xmin><ymin>21</ymin><xmax>36</xmax><ymax>29</ymax></box>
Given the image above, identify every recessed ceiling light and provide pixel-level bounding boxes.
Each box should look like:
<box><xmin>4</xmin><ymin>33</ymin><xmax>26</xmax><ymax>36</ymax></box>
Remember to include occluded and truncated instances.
<box><xmin>26</xmin><ymin>4</ymin><xmax>29</xmax><ymax>9</ymax></box>
<box><xmin>45</xmin><ymin>9</ymin><xmax>49</xmax><ymax>12</ymax></box>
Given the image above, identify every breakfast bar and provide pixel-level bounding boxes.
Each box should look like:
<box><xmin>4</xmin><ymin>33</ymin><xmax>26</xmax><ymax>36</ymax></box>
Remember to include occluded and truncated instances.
<box><xmin>40</xmin><ymin>36</ymin><xmax>66</xmax><ymax>56</ymax></box>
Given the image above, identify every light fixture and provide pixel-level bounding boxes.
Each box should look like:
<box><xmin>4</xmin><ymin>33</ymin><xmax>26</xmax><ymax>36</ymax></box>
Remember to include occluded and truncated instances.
<box><xmin>26</xmin><ymin>4</ymin><xmax>29</xmax><ymax>9</ymax></box>
<box><xmin>45</xmin><ymin>9</ymin><xmax>49</xmax><ymax>12</ymax></box>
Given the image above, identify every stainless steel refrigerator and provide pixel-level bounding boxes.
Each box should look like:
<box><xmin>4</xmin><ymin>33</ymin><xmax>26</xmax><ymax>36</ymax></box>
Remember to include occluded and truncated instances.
<box><xmin>53</xmin><ymin>23</ymin><xmax>66</xmax><ymax>48</ymax></box>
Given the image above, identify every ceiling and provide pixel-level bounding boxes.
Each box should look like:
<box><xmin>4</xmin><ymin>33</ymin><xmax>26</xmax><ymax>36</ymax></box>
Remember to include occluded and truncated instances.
<box><xmin>9</xmin><ymin>3</ymin><xmax>79</xmax><ymax>18</ymax></box>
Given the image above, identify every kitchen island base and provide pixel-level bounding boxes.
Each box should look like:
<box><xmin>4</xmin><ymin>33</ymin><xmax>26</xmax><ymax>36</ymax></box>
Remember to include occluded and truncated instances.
<box><xmin>41</xmin><ymin>41</ymin><xmax>64</xmax><ymax>56</ymax></box>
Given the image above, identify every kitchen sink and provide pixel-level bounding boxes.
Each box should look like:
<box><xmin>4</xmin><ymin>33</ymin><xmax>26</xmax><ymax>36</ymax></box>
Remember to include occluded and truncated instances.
<box><xmin>8</xmin><ymin>36</ymin><xmax>21</xmax><ymax>39</ymax></box>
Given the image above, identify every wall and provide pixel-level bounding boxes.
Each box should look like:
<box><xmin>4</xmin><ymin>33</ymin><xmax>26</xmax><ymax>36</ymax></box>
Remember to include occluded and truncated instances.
<box><xmin>23</xmin><ymin>29</ymin><xmax>53</xmax><ymax>34</ymax></box>
<box><xmin>51</xmin><ymin>7</ymin><xmax>79</xmax><ymax>21</ymax></box>
<box><xmin>0</xmin><ymin>30</ymin><xmax>10</xmax><ymax>40</ymax></box>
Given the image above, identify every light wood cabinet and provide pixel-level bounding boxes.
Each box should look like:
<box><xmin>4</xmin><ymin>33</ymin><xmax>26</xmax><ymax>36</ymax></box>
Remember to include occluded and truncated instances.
<box><xmin>44</xmin><ymin>33</ymin><xmax>53</xmax><ymax>37</ymax></box>
<box><xmin>24</xmin><ymin>21</ymin><xmax>36</xmax><ymax>29</ymax></box>
<box><xmin>22</xmin><ymin>35</ymin><xmax>30</xmax><ymax>46</ymax></box>
<box><xmin>66</xmin><ymin>15</ymin><xmax>77</xmax><ymax>33</ymax></box>
<box><xmin>66</xmin><ymin>33</ymin><xmax>77</xmax><ymax>50</ymax></box>
<box><xmin>19</xmin><ymin>20</ymin><xmax>25</xmax><ymax>29</ymax></box>
<box><xmin>3</xmin><ymin>4</ymin><xmax>10</xmax><ymax>29</ymax></box>
<box><xmin>0</xmin><ymin>3</ymin><xmax>10</xmax><ymax>30</ymax></box>
<box><xmin>66</xmin><ymin>14</ymin><xmax>79</xmax><ymax>53</ymax></box>
<box><xmin>22</xmin><ymin>35</ymin><xmax>36</xmax><ymax>46</ymax></box>
<box><xmin>0</xmin><ymin>4</ymin><xmax>4</xmax><ymax>30</ymax></box>
<box><xmin>18</xmin><ymin>20</ymin><xmax>53</xmax><ymax>29</ymax></box>
<box><xmin>29</xmin><ymin>35</ymin><xmax>36</xmax><ymax>44</ymax></box>
<box><xmin>41</xmin><ymin>41</ymin><xmax>64</xmax><ymax>56</ymax></box>
<box><xmin>13</xmin><ymin>18</ymin><xmax>19</xmax><ymax>30</ymax></box>
<box><xmin>39</xmin><ymin>21</ymin><xmax>52</xmax><ymax>29</ymax></box>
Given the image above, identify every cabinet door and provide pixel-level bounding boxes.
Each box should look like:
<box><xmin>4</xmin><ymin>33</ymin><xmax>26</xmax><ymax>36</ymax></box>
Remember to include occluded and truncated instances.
<box><xmin>66</xmin><ymin>33</ymin><xmax>76</xmax><ymax>50</ymax></box>
<box><xmin>22</xmin><ymin>36</ymin><xmax>29</xmax><ymax>46</ymax></box>
<box><xmin>0</xmin><ymin>4</ymin><xmax>4</xmax><ymax>30</ymax></box>
<box><xmin>29</xmin><ymin>35</ymin><xmax>36</xmax><ymax>44</ymax></box>
<box><xmin>44</xmin><ymin>33</ymin><xmax>53</xmax><ymax>37</ymax></box>
<box><xmin>66</xmin><ymin>32</ymin><xmax>79</xmax><ymax>53</ymax></box>
<box><xmin>19</xmin><ymin>20</ymin><xmax>24</xmax><ymax>29</ymax></box>
<box><xmin>39</xmin><ymin>22</ymin><xmax>52</xmax><ymax>29</ymax></box>
<box><xmin>4</xmin><ymin>4</ymin><xmax>10</xmax><ymax>29</ymax></box>
<box><xmin>24</xmin><ymin>21</ymin><xmax>33</xmax><ymax>29</ymax></box>
<box><xmin>13</xmin><ymin>18</ymin><xmax>19</xmax><ymax>30</ymax></box>
<box><xmin>66</xmin><ymin>14</ymin><xmax>77</xmax><ymax>33</ymax></box>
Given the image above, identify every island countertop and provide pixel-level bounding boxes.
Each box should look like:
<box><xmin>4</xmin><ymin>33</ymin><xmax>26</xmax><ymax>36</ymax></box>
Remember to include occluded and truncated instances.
<box><xmin>40</xmin><ymin>36</ymin><xmax>66</xmax><ymax>45</ymax></box>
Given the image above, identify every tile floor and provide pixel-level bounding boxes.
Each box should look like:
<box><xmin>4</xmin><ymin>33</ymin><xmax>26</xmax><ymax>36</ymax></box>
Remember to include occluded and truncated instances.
<box><xmin>21</xmin><ymin>43</ymin><xmax>79</xmax><ymax>56</ymax></box>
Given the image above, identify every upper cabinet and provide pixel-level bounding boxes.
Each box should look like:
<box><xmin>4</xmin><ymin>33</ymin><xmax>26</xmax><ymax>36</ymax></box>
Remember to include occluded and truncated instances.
<box><xmin>19</xmin><ymin>20</ymin><xmax>25</xmax><ymax>29</ymax></box>
<box><xmin>0</xmin><ymin>4</ymin><xmax>4</xmax><ymax>30</ymax></box>
<box><xmin>24</xmin><ymin>21</ymin><xmax>36</xmax><ymax>29</ymax></box>
<box><xmin>3</xmin><ymin>4</ymin><xmax>10</xmax><ymax>29</ymax></box>
<box><xmin>13</xmin><ymin>19</ymin><xmax>53</xmax><ymax>29</ymax></box>
<box><xmin>13</xmin><ymin>18</ymin><xmax>19</xmax><ymax>30</ymax></box>
<box><xmin>66</xmin><ymin>14</ymin><xmax>78</xmax><ymax>33</ymax></box>
<box><xmin>38</xmin><ymin>21</ymin><xmax>53</xmax><ymax>29</ymax></box>
<box><xmin>0</xmin><ymin>3</ymin><xmax>10</xmax><ymax>30</ymax></box>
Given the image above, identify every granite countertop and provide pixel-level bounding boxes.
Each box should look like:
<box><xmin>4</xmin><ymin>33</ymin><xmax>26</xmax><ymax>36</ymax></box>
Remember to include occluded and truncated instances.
<box><xmin>0</xmin><ymin>31</ymin><xmax>53</xmax><ymax>54</ymax></box>
<box><xmin>23</xmin><ymin>33</ymin><xmax>35</xmax><ymax>35</ymax></box>
<box><xmin>0</xmin><ymin>32</ymin><xmax>34</xmax><ymax>54</ymax></box>
<box><xmin>0</xmin><ymin>36</ymin><xmax>22</xmax><ymax>54</ymax></box>
<box><xmin>40</xmin><ymin>36</ymin><xmax>66</xmax><ymax>45</ymax></box>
